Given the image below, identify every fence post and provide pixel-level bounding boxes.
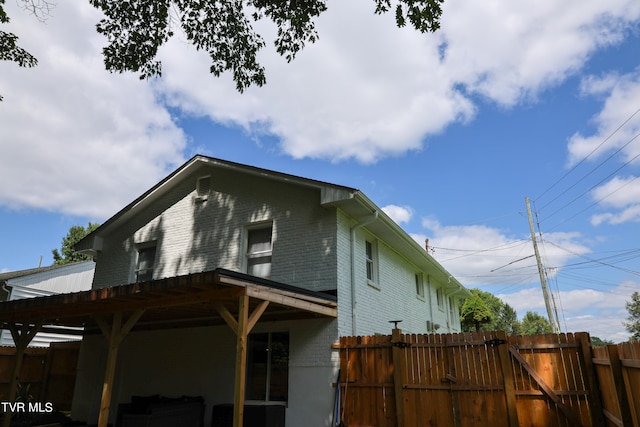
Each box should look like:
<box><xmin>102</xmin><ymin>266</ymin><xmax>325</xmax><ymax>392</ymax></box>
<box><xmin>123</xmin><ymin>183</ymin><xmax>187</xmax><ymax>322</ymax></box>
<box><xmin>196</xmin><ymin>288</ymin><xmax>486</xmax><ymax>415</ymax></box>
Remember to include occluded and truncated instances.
<box><xmin>391</xmin><ymin>327</ymin><xmax>405</xmax><ymax>427</ymax></box>
<box><xmin>606</xmin><ymin>344</ymin><xmax>633</xmax><ymax>427</ymax></box>
<box><xmin>576</xmin><ymin>332</ymin><xmax>606</xmax><ymax>427</ymax></box>
<box><xmin>495</xmin><ymin>331</ymin><xmax>519</xmax><ymax>427</ymax></box>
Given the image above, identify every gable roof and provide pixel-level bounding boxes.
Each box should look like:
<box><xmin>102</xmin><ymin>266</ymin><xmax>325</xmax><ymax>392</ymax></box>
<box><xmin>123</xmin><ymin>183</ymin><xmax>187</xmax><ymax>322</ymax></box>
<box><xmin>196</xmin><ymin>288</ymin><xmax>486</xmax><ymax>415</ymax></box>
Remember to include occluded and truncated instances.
<box><xmin>75</xmin><ymin>155</ymin><xmax>469</xmax><ymax>296</ymax></box>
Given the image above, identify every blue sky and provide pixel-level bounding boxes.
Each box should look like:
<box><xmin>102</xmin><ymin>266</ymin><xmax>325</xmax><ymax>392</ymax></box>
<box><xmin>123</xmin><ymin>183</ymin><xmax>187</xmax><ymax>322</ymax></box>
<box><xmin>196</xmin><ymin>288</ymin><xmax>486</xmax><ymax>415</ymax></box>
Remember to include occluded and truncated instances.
<box><xmin>1</xmin><ymin>0</ymin><xmax>639</xmax><ymax>342</ymax></box>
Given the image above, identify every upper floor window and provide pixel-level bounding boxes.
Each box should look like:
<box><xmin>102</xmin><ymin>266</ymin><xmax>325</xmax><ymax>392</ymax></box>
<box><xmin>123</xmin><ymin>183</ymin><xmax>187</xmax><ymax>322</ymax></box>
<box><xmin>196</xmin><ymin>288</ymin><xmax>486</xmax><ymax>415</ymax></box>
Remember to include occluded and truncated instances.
<box><xmin>436</xmin><ymin>287</ymin><xmax>445</xmax><ymax>310</ymax></box>
<box><xmin>135</xmin><ymin>245</ymin><xmax>156</xmax><ymax>282</ymax></box>
<box><xmin>365</xmin><ymin>239</ymin><xmax>378</xmax><ymax>285</ymax></box>
<box><xmin>246</xmin><ymin>224</ymin><xmax>273</xmax><ymax>278</ymax></box>
<box><xmin>449</xmin><ymin>296</ymin><xmax>457</xmax><ymax>325</ymax></box>
<box><xmin>415</xmin><ymin>273</ymin><xmax>424</xmax><ymax>298</ymax></box>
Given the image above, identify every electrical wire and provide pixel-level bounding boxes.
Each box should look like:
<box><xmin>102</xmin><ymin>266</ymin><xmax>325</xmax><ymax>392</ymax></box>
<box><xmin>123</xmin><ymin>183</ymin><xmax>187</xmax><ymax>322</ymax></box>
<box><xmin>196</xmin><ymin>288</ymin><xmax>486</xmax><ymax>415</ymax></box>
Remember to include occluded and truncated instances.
<box><xmin>540</xmin><ymin>132</ymin><xmax>640</xmax><ymax>226</ymax></box>
<box><xmin>535</xmin><ymin>107</ymin><xmax>640</xmax><ymax>204</ymax></box>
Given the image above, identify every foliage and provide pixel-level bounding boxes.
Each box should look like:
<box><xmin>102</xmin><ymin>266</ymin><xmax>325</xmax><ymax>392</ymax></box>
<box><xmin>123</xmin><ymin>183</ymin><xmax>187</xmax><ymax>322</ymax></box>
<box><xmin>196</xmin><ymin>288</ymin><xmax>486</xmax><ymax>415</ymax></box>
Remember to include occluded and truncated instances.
<box><xmin>460</xmin><ymin>288</ymin><xmax>521</xmax><ymax>334</ymax></box>
<box><xmin>591</xmin><ymin>336</ymin><xmax>614</xmax><ymax>347</ymax></box>
<box><xmin>52</xmin><ymin>223</ymin><xmax>100</xmax><ymax>265</ymax></box>
<box><xmin>520</xmin><ymin>311</ymin><xmax>553</xmax><ymax>335</ymax></box>
<box><xmin>624</xmin><ymin>291</ymin><xmax>640</xmax><ymax>340</ymax></box>
<box><xmin>460</xmin><ymin>289</ymin><xmax>493</xmax><ymax>332</ymax></box>
<box><xmin>0</xmin><ymin>0</ymin><xmax>38</xmax><ymax>100</ymax></box>
<box><xmin>1</xmin><ymin>0</ymin><xmax>444</xmax><ymax>95</ymax></box>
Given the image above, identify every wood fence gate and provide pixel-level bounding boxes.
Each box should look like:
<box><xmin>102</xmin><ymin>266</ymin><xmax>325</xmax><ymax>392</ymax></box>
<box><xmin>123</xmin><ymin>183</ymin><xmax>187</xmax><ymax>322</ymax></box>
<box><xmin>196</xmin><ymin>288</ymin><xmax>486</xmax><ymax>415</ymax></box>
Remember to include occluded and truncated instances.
<box><xmin>337</xmin><ymin>330</ymin><xmax>605</xmax><ymax>427</ymax></box>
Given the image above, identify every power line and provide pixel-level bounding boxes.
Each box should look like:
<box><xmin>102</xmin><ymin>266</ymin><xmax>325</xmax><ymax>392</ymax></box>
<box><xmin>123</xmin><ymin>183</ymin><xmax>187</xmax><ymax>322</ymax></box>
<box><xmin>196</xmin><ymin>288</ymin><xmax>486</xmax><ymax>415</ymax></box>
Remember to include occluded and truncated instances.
<box><xmin>541</xmin><ymin>140</ymin><xmax>640</xmax><ymax>227</ymax></box>
<box><xmin>535</xmin><ymin>107</ymin><xmax>640</xmax><ymax>204</ymax></box>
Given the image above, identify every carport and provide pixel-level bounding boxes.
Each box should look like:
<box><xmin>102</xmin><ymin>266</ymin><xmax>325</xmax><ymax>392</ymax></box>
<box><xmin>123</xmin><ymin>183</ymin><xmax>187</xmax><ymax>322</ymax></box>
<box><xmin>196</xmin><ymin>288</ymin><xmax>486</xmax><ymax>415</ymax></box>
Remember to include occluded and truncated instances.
<box><xmin>0</xmin><ymin>268</ymin><xmax>338</xmax><ymax>427</ymax></box>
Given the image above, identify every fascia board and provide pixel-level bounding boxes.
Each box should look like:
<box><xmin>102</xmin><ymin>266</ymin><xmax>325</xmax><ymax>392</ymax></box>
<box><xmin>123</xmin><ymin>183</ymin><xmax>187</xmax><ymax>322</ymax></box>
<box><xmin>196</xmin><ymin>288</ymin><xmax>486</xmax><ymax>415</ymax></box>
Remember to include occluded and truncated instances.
<box><xmin>350</xmin><ymin>192</ymin><xmax>471</xmax><ymax>298</ymax></box>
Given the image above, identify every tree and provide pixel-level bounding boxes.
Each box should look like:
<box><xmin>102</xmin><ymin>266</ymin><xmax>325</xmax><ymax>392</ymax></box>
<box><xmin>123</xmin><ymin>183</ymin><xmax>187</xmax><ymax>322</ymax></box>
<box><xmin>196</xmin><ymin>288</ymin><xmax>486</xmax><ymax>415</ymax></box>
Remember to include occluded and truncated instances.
<box><xmin>1</xmin><ymin>0</ymin><xmax>445</xmax><ymax>95</ymax></box>
<box><xmin>591</xmin><ymin>336</ymin><xmax>614</xmax><ymax>347</ymax></box>
<box><xmin>0</xmin><ymin>0</ymin><xmax>40</xmax><ymax>100</ymax></box>
<box><xmin>520</xmin><ymin>311</ymin><xmax>553</xmax><ymax>335</ymax></box>
<box><xmin>460</xmin><ymin>289</ymin><xmax>493</xmax><ymax>332</ymax></box>
<box><xmin>52</xmin><ymin>223</ymin><xmax>100</xmax><ymax>265</ymax></box>
<box><xmin>624</xmin><ymin>291</ymin><xmax>640</xmax><ymax>340</ymax></box>
<box><xmin>460</xmin><ymin>288</ymin><xmax>521</xmax><ymax>334</ymax></box>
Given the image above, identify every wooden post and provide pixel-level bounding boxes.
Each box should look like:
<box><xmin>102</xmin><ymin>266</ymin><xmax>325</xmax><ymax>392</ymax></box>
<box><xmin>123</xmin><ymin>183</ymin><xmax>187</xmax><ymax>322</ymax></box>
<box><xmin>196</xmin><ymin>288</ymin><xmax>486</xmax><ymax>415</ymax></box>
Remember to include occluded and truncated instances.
<box><xmin>95</xmin><ymin>311</ymin><xmax>145</xmax><ymax>427</ymax></box>
<box><xmin>391</xmin><ymin>327</ymin><xmax>405</xmax><ymax>427</ymax></box>
<box><xmin>606</xmin><ymin>344</ymin><xmax>633</xmax><ymax>427</ymax></box>
<box><xmin>495</xmin><ymin>331</ymin><xmax>519</xmax><ymax>427</ymax></box>
<box><xmin>576</xmin><ymin>333</ymin><xmax>606</xmax><ymax>427</ymax></box>
<box><xmin>2</xmin><ymin>322</ymin><xmax>42</xmax><ymax>427</ymax></box>
<box><xmin>233</xmin><ymin>295</ymin><xmax>249</xmax><ymax>427</ymax></box>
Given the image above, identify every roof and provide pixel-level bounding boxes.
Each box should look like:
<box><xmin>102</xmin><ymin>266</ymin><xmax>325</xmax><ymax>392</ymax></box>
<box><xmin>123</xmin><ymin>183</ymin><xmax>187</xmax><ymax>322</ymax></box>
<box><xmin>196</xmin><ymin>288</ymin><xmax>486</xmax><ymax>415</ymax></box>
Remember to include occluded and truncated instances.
<box><xmin>0</xmin><ymin>264</ymin><xmax>74</xmax><ymax>283</ymax></box>
<box><xmin>0</xmin><ymin>269</ymin><xmax>337</xmax><ymax>335</ymax></box>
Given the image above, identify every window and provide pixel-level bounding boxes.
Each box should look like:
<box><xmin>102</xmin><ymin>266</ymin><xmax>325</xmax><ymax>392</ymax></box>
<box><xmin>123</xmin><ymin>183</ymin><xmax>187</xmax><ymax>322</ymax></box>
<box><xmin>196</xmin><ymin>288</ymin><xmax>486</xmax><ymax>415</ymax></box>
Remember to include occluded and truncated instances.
<box><xmin>365</xmin><ymin>239</ymin><xmax>378</xmax><ymax>284</ymax></box>
<box><xmin>195</xmin><ymin>175</ymin><xmax>211</xmax><ymax>201</ymax></box>
<box><xmin>415</xmin><ymin>273</ymin><xmax>424</xmax><ymax>298</ymax></box>
<box><xmin>246</xmin><ymin>224</ymin><xmax>273</xmax><ymax>278</ymax></box>
<box><xmin>436</xmin><ymin>287</ymin><xmax>445</xmax><ymax>310</ymax></box>
<box><xmin>246</xmin><ymin>332</ymin><xmax>289</xmax><ymax>402</ymax></box>
<box><xmin>449</xmin><ymin>297</ymin><xmax>456</xmax><ymax>325</ymax></box>
<box><xmin>135</xmin><ymin>245</ymin><xmax>156</xmax><ymax>282</ymax></box>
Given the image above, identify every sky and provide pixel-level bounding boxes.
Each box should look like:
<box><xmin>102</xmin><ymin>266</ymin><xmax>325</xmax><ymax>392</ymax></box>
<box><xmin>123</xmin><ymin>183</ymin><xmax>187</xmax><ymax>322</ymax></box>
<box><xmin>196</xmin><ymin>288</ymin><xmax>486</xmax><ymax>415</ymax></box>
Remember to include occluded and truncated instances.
<box><xmin>1</xmin><ymin>0</ymin><xmax>639</xmax><ymax>342</ymax></box>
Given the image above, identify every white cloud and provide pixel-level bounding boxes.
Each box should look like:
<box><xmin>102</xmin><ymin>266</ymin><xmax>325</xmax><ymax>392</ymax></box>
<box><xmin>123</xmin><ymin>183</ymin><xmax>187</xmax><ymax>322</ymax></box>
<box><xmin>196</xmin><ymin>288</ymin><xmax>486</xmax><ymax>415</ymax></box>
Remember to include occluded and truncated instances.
<box><xmin>382</xmin><ymin>204</ymin><xmax>413</xmax><ymax>224</ymax></box>
<box><xmin>568</xmin><ymin>71</ymin><xmax>640</xmax><ymax>167</ymax></box>
<box><xmin>590</xmin><ymin>176</ymin><xmax>640</xmax><ymax>225</ymax></box>
<box><xmin>2</xmin><ymin>0</ymin><xmax>640</xmax><ymax>217</ymax></box>
<box><xmin>0</xmin><ymin>2</ymin><xmax>187</xmax><ymax>219</ymax></box>
<box><xmin>156</xmin><ymin>0</ymin><xmax>640</xmax><ymax>163</ymax></box>
<box><xmin>412</xmin><ymin>218</ymin><xmax>591</xmax><ymax>286</ymax></box>
<box><xmin>439</xmin><ymin>0</ymin><xmax>640</xmax><ymax>105</ymax></box>
<box><xmin>499</xmin><ymin>282</ymin><xmax>637</xmax><ymax>342</ymax></box>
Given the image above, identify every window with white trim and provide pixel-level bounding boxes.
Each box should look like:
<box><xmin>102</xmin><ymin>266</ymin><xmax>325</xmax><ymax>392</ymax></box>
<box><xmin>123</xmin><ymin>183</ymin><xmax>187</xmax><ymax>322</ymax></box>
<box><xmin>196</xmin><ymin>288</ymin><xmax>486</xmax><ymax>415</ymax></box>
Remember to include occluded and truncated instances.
<box><xmin>246</xmin><ymin>224</ymin><xmax>273</xmax><ymax>279</ymax></box>
<box><xmin>436</xmin><ymin>287</ymin><xmax>445</xmax><ymax>310</ymax></box>
<box><xmin>415</xmin><ymin>273</ymin><xmax>424</xmax><ymax>298</ymax></box>
<box><xmin>449</xmin><ymin>296</ymin><xmax>457</xmax><ymax>326</ymax></box>
<box><xmin>365</xmin><ymin>239</ymin><xmax>378</xmax><ymax>285</ymax></box>
<box><xmin>135</xmin><ymin>245</ymin><xmax>156</xmax><ymax>282</ymax></box>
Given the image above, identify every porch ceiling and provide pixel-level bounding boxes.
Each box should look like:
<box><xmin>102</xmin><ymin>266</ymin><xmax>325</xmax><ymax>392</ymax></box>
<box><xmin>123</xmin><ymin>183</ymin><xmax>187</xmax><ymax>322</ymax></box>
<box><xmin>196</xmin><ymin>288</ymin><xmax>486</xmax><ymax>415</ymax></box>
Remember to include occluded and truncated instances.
<box><xmin>0</xmin><ymin>268</ymin><xmax>337</xmax><ymax>335</ymax></box>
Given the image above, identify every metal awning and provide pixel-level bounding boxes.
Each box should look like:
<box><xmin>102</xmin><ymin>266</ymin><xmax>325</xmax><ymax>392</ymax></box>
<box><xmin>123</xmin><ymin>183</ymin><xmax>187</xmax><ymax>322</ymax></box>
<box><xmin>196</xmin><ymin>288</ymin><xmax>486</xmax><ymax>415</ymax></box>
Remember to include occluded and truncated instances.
<box><xmin>0</xmin><ymin>268</ymin><xmax>337</xmax><ymax>427</ymax></box>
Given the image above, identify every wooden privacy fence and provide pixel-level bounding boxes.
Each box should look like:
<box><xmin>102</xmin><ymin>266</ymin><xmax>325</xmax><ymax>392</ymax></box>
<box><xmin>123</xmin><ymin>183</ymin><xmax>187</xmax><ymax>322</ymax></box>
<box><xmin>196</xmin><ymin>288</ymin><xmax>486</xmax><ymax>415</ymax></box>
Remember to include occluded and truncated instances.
<box><xmin>0</xmin><ymin>341</ymin><xmax>80</xmax><ymax>411</ymax></box>
<box><xmin>336</xmin><ymin>330</ymin><xmax>624</xmax><ymax>427</ymax></box>
<box><xmin>592</xmin><ymin>341</ymin><xmax>640</xmax><ymax>427</ymax></box>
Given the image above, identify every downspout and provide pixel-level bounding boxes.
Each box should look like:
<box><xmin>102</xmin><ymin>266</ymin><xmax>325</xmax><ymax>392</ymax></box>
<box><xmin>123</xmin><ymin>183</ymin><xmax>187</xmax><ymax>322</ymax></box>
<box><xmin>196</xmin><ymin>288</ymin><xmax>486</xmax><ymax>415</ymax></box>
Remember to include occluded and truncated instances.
<box><xmin>350</xmin><ymin>212</ymin><xmax>378</xmax><ymax>336</ymax></box>
<box><xmin>426</xmin><ymin>275</ymin><xmax>434</xmax><ymax>332</ymax></box>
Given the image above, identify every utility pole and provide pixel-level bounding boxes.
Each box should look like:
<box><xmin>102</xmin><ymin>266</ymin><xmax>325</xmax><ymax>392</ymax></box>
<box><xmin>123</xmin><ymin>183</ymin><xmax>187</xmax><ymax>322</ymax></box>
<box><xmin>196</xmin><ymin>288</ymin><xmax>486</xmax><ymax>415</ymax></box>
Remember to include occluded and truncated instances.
<box><xmin>525</xmin><ymin>197</ymin><xmax>560</xmax><ymax>333</ymax></box>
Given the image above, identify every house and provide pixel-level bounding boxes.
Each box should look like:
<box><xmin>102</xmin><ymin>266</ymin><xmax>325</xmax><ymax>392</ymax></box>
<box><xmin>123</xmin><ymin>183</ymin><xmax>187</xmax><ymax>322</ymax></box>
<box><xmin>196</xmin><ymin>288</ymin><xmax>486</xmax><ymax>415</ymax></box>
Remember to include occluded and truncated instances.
<box><xmin>0</xmin><ymin>261</ymin><xmax>95</xmax><ymax>346</ymax></box>
<box><xmin>0</xmin><ymin>155</ymin><xmax>469</xmax><ymax>427</ymax></box>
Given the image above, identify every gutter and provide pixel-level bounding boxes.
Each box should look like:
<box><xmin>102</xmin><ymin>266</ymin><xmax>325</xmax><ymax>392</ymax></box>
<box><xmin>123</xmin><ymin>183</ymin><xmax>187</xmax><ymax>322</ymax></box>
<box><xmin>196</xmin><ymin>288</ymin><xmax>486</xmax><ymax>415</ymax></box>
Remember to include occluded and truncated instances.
<box><xmin>350</xmin><ymin>211</ymin><xmax>378</xmax><ymax>336</ymax></box>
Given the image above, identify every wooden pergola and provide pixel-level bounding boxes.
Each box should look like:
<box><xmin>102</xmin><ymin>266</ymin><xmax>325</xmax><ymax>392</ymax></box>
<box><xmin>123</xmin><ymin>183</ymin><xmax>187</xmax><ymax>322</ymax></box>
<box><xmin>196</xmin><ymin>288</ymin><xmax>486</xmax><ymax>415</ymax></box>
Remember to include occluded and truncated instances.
<box><xmin>0</xmin><ymin>268</ymin><xmax>338</xmax><ymax>427</ymax></box>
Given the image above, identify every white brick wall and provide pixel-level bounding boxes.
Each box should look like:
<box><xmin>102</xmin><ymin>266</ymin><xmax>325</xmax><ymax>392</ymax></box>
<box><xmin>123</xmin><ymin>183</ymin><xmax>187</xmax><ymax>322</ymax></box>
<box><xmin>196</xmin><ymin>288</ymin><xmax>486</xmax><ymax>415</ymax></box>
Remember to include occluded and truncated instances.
<box><xmin>93</xmin><ymin>165</ymin><xmax>338</xmax><ymax>292</ymax></box>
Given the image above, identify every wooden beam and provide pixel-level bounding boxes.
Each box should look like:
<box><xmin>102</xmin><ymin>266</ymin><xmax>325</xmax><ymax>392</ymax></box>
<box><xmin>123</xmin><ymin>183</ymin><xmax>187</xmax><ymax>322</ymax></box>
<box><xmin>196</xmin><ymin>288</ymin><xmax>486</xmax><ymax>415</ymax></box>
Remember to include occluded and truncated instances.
<box><xmin>96</xmin><ymin>310</ymin><xmax>144</xmax><ymax>427</ymax></box>
<box><xmin>233</xmin><ymin>295</ymin><xmax>249</xmax><ymax>427</ymax></box>
<box><xmin>247</xmin><ymin>300</ymin><xmax>269</xmax><ymax>333</ymax></box>
<box><xmin>2</xmin><ymin>321</ymin><xmax>43</xmax><ymax>427</ymax></box>
<box><xmin>214</xmin><ymin>301</ymin><xmax>238</xmax><ymax>334</ymax></box>
<box><xmin>244</xmin><ymin>286</ymin><xmax>337</xmax><ymax>317</ymax></box>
